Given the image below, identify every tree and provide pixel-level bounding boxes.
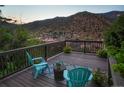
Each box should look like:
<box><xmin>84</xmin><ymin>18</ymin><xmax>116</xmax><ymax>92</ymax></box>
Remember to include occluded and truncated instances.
<box><xmin>0</xmin><ymin>6</ymin><xmax>42</xmax><ymax>51</ymax></box>
<box><xmin>0</xmin><ymin>5</ymin><xmax>16</xmax><ymax>24</ymax></box>
<box><xmin>0</xmin><ymin>28</ymin><xmax>13</xmax><ymax>51</ymax></box>
<box><xmin>104</xmin><ymin>14</ymin><xmax>124</xmax><ymax>48</ymax></box>
<box><xmin>10</xmin><ymin>26</ymin><xmax>29</xmax><ymax>48</ymax></box>
<box><xmin>0</xmin><ymin>26</ymin><xmax>42</xmax><ymax>51</ymax></box>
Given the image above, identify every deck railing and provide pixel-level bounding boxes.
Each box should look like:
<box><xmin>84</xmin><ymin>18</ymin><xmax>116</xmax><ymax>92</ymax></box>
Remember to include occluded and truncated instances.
<box><xmin>66</xmin><ymin>40</ymin><xmax>104</xmax><ymax>53</ymax></box>
<box><xmin>0</xmin><ymin>41</ymin><xmax>65</xmax><ymax>79</ymax></box>
<box><xmin>0</xmin><ymin>40</ymin><xmax>103</xmax><ymax>79</ymax></box>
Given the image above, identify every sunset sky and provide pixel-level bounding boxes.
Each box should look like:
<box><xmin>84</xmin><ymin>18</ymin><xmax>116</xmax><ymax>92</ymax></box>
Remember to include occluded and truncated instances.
<box><xmin>1</xmin><ymin>5</ymin><xmax>124</xmax><ymax>23</ymax></box>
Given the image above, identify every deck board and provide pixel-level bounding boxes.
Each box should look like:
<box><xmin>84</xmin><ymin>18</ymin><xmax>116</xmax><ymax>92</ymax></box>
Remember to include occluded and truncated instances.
<box><xmin>0</xmin><ymin>52</ymin><xmax>108</xmax><ymax>87</ymax></box>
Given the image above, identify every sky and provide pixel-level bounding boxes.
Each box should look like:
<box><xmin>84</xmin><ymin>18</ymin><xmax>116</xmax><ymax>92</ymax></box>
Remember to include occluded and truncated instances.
<box><xmin>1</xmin><ymin>5</ymin><xmax>124</xmax><ymax>23</ymax></box>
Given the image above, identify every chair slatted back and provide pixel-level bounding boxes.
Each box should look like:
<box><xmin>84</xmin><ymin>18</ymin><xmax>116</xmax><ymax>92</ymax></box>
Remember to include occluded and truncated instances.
<box><xmin>68</xmin><ymin>67</ymin><xmax>92</xmax><ymax>87</ymax></box>
<box><xmin>26</xmin><ymin>51</ymin><xmax>33</xmax><ymax>65</ymax></box>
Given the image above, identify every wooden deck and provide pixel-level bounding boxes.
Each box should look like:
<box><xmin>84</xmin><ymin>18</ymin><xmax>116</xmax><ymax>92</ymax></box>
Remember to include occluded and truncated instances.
<box><xmin>0</xmin><ymin>52</ymin><xmax>108</xmax><ymax>87</ymax></box>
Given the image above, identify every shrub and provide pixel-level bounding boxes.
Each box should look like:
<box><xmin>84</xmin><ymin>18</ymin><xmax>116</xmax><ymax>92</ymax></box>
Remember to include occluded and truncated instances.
<box><xmin>115</xmin><ymin>52</ymin><xmax>124</xmax><ymax>63</ymax></box>
<box><xmin>93</xmin><ymin>68</ymin><xmax>108</xmax><ymax>87</ymax></box>
<box><xmin>112</xmin><ymin>63</ymin><xmax>124</xmax><ymax>77</ymax></box>
<box><xmin>121</xmin><ymin>41</ymin><xmax>124</xmax><ymax>48</ymax></box>
<box><xmin>106</xmin><ymin>46</ymin><xmax>119</xmax><ymax>57</ymax></box>
<box><xmin>120</xmin><ymin>41</ymin><xmax>124</xmax><ymax>52</ymax></box>
<box><xmin>63</xmin><ymin>46</ymin><xmax>72</xmax><ymax>54</ymax></box>
<box><xmin>104</xmin><ymin>15</ymin><xmax>124</xmax><ymax>48</ymax></box>
<box><xmin>104</xmin><ymin>15</ymin><xmax>124</xmax><ymax>78</ymax></box>
<box><xmin>0</xmin><ymin>27</ymin><xmax>42</xmax><ymax>51</ymax></box>
<box><xmin>26</xmin><ymin>38</ymin><xmax>41</xmax><ymax>46</ymax></box>
<box><xmin>104</xmin><ymin>30</ymin><xmax>121</xmax><ymax>47</ymax></box>
<box><xmin>96</xmin><ymin>49</ymin><xmax>107</xmax><ymax>58</ymax></box>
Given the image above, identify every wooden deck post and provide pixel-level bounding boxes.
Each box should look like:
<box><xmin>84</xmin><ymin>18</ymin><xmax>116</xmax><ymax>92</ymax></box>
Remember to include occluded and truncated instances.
<box><xmin>84</xmin><ymin>41</ymin><xmax>86</xmax><ymax>53</ymax></box>
<box><xmin>44</xmin><ymin>45</ymin><xmax>47</xmax><ymax>61</ymax></box>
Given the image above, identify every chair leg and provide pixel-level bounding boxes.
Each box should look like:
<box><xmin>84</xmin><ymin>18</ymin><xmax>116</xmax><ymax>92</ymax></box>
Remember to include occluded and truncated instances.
<box><xmin>34</xmin><ymin>71</ymin><xmax>38</xmax><ymax>79</ymax></box>
<box><xmin>66</xmin><ymin>81</ymin><xmax>69</xmax><ymax>87</ymax></box>
<box><xmin>32</xmin><ymin>70</ymin><xmax>34</xmax><ymax>75</ymax></box>
<box><xmin>47</xmin><ymin>65</ymin><xmax>50</xmax><ymax>74</ymax></box>
<box><xmin>42</xmin><ymin>68</ymin><xmax>46</xmax><ymax>74</ymax></box>
<box><xmin>32</xmin><ymin>68</ymin><xmax>36</xmax><ymax>79</ymax></box>
<box><xmin>41</xmin><ymin>65</ymin><xmax>50</xmax><ymax>74</ymax></box>
<box><xmin>34</xmin><ymin>68</ymin><xmax>42</xmax><ymax>79</ymax></box>
<box><xmin>39</xmin><ymin>69</ymin><xmax>43</xmax><ymax>75</ymax></box>
<box><xmin>33</xmin><ymin>64</ymin><xmax>50</xmax><ymax>79</ymax></box>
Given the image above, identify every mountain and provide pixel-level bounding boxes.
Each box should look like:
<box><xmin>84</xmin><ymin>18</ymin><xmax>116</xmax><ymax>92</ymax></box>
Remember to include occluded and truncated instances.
<box><xmin>23</xmin><ymin>11</ymin><xmax>112</xmax><ymax>40</ymax></box>
<box><xmin>1</xmin><ymin>11</ymin><xmax>124</xmax><ymax>41</ymax></box>
<box><xmin>99</xmin><ymin>11</ymin><xmax>124</xmax><ymax>22</ymax></box>
<box><xmin>0</xmin><ymin>21</ymin><xmax>17</xmax><ymax>29</ymax></box>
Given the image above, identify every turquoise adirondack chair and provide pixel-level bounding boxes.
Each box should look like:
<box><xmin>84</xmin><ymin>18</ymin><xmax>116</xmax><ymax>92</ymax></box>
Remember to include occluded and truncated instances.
<box><xmin>26</xmin><ymin>51</ymin><xmax>50</xmax><ymax>79</ymax></box>
<box><xmin>63</xmin><ymin>67</ymin><xmax>93</xmax><ymax>87</ymax></box>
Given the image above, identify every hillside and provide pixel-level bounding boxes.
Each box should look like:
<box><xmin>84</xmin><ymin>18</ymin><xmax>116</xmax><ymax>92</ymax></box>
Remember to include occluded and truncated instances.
<box><xmin>0</xmin><ymin>19</ymin><xmax>17</xmax><ymax>29</ymax></box>
<box><xmin>23</xmin><ymin>11</ymin><xmax>112</xmax><ymax>40</ymax></box>
<box><xmin>99</xmin><ymin>11</ymin><xmax>124</xmax><ymax>22</ymax></box>
<box><xmin>1</xmin><ymin>11</ymin><xmax>124</xmax><ymax>41</ymax></box>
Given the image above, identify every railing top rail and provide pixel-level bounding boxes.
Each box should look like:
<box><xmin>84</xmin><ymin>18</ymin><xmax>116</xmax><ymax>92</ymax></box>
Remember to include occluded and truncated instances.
<box><xmin>65</xmin><ymin>40</ymin><xmax>103</xmax><ymax>43</ymax></box>
<box><xmin>0</xmin><ymin>40</ymin><xmax>103</xmax><ymax>54</ymax></box>
<box><xmin>0</xmin><ymin>41</ymin><xmax>65</xmax><ymax>54</ymax></box>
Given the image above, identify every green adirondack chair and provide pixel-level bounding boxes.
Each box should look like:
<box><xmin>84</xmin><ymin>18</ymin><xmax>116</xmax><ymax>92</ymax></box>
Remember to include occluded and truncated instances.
<box><xmin>63</xmin><ymin>67</ymin><xmax>93</xmax><ymax>87</ymax></box>
<box><xmin>26</xmin><ymin>51</ymin><xmax>50</xmax><ymax>79</ymax></box>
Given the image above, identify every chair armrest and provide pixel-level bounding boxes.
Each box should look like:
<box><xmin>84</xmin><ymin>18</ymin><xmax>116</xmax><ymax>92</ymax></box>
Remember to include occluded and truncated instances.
<box><xmin>38</xmin><ymin>62</ymin><xmax>47</xmax><ymax>65</ymax></box>
<box><xmin>32</xmin><ymin>57</ymin><xmax>43</xmax><ymax>61</ymax></box>
<box><xmin>63</xmin><ymin>70</ymin><xmax>70</xmax><ymax>81</ymax></box>
<box><xmin>87</xmin><ymin>68</ymin><xmax>93</xmax><ymax>81</ymax></box>
<box><xmin>88</xmin><ymin>74</ymin><xmax>93</xmax><ymax>81</ymax></box>
<box><xmin>33</xmin><ymin>62</ymin><xmax>48</xmax><ymax>67</ymax></box>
